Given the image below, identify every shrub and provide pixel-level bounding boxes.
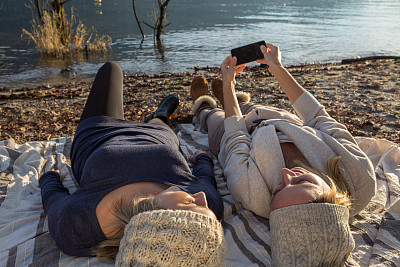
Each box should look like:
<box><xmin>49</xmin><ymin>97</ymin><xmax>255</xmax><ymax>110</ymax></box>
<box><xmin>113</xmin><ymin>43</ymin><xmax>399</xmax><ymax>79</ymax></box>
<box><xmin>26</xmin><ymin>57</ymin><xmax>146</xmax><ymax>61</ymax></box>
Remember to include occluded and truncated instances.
<box><xmin>22</xmin><ymin>8</ymin><xmax>111</xmax><ymax>55</ymax></box>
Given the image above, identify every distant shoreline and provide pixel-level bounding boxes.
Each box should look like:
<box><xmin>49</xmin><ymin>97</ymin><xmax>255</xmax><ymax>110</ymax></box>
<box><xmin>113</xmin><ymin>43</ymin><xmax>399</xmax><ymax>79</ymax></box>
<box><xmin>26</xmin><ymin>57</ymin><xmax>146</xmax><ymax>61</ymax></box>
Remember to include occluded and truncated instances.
<box><xmin>2</xmin><ymin>55</ymin><xmax>400</xmax><ymax>90</ymax></box>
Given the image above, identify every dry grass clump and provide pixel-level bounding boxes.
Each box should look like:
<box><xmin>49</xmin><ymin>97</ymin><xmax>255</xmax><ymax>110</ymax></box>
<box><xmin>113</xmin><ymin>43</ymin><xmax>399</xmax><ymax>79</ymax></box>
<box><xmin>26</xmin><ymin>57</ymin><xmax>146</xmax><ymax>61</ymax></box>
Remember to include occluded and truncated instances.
<box><xmin>22</xmin><ymin>8</ymin><xmax>111</xmax><ymax>55</ymax></box>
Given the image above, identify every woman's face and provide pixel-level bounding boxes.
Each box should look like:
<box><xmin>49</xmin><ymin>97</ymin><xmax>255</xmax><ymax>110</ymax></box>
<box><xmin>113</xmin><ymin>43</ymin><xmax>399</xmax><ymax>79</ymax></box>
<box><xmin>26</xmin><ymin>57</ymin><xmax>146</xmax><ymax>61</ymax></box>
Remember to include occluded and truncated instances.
<box><xmin>155</xmin><ymin>186</ymin><xmax>217</xmax><ymax>220</ymax></box>
<box><xmin>270</xmin><ymin>167</ymin><xmax>331</xmax><ymax>211</ymax></box>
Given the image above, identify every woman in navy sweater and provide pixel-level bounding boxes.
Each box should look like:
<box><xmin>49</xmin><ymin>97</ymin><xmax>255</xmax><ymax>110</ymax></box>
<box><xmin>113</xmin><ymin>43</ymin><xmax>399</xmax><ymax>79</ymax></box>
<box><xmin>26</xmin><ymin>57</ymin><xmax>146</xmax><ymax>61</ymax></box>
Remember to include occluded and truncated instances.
<box><xmin>39</xmin><ymin>62</ymin><xmax>225</xmax><ymax>266</ymax></box>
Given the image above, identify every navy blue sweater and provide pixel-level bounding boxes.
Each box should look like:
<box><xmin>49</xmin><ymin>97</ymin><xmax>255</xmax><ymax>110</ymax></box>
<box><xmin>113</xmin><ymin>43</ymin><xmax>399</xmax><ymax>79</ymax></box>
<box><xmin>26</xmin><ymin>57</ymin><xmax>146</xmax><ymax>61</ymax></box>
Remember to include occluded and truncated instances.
<box><xmin>39</xmin><ymin>116</ymin><xmax>223</xmax><ymax>257</ymax></box>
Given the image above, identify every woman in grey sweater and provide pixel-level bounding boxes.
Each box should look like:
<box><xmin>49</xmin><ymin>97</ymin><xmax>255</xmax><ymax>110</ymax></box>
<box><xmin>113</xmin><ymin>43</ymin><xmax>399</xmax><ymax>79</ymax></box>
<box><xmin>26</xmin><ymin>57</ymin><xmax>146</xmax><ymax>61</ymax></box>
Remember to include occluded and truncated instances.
<box><xmin>191</xmin><ymin>43</ymin><xmax>376</xmax><ymax>266</ymax></box>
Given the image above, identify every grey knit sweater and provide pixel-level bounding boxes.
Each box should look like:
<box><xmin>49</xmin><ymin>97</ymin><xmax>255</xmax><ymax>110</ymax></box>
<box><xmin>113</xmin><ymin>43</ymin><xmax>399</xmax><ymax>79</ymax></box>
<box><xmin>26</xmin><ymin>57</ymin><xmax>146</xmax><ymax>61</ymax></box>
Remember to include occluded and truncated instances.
<box><xmin>218</xmin><ymin>91</ymin><xmax>376</xmax><ymax>218</ymax></box>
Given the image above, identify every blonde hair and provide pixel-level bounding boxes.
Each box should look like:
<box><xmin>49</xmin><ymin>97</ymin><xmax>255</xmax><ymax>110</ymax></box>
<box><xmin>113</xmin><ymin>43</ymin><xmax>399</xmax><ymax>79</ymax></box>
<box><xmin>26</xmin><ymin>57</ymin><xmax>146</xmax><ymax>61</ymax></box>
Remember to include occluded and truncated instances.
<box><xmin>292</xmin><ymin>156</ymin><xmax>352</xmax><ymax>210</ymax></box>
<box><xmin>93</xmin><ymin>195</ymin><xmax>161</xmax><ymax>262</ymax></box>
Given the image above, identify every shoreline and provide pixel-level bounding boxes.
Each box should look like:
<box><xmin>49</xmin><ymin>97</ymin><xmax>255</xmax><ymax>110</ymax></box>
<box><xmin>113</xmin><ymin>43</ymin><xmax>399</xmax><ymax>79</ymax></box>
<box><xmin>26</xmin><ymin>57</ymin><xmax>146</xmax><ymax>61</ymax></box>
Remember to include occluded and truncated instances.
<box><xmin>0</xmin><ymin>58</ymin><xmax>399</xmax><ymax>144</ymax></box>
<box><xmin>2</xmin><ymin>55</ymin><xmax>400</xmax><ymax>90</ymax></box>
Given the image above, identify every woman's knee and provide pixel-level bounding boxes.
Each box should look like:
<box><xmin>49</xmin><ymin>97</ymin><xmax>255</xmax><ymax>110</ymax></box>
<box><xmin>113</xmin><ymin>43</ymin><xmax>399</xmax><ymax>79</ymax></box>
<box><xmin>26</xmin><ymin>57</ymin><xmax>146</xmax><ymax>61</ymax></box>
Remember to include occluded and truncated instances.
<box><xmin>98</xmin><ymin>61</ymin><xmax>122</xmax><ymax>76</ymax></box>
<box><xmin>240</xmin><ymin>102</ymin><xmax>259</xmax><ymax>115</ymax></box>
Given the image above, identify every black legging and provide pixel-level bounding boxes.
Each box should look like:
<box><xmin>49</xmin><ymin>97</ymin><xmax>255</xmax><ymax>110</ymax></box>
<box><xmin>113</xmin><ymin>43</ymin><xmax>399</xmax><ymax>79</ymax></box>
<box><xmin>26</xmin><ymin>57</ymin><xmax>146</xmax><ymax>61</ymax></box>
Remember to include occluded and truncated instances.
<box><xmin>80</xmin><ymin>62</ymin><xmax>124</xmax><ymax>122</ymax></box>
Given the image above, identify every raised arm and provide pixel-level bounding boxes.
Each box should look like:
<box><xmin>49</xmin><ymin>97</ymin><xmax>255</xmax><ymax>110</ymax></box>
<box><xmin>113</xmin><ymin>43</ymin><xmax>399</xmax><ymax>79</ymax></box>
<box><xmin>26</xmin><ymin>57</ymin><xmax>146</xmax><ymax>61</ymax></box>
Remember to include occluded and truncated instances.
<box><xmin>220</xmin><ymin>55</ymin><xmax>246</xmax><ymax>118</ymax></box>
<box><xmin>256</xmin><ymin>43</ymin><xmax>306</xmax><ymax>104</ymax></box>
<box><xmin>218</xmin><ymin>55</ymin><xmax>272</xmax><ymax>217</ymax></box>
<box><xmin>257</xmin><ymin>44</ymin><xmax>376</xmax><ymax>215</ymax></box>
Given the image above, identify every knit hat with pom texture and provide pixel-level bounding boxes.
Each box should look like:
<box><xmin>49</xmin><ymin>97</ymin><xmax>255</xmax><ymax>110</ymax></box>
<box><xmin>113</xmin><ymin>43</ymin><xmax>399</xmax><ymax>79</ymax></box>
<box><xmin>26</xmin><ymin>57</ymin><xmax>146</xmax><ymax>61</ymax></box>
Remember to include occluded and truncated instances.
<box><xmin>115</xmin><ymin>209</ymin><xmax>226</xmax><ymax>267</ymax></box>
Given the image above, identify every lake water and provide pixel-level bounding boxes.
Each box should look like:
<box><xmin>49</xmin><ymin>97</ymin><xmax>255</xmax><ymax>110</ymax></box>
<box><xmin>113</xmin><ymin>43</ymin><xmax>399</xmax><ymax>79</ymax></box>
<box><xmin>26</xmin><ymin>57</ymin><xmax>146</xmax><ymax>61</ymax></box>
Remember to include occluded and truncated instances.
<box><xmin>0</xmin><ymin>0</ymin><xmax>399</xmax><ymax>87</ymax></box>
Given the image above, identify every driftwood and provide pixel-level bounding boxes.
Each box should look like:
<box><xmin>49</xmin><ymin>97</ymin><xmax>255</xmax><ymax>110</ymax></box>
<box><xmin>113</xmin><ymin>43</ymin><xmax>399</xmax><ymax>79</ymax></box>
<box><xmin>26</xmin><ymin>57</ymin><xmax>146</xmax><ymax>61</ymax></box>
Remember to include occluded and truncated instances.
<box><xmin>341</xmin><ymin>55</ymin><xmax>400</xmax><ymax>64</ymax></box>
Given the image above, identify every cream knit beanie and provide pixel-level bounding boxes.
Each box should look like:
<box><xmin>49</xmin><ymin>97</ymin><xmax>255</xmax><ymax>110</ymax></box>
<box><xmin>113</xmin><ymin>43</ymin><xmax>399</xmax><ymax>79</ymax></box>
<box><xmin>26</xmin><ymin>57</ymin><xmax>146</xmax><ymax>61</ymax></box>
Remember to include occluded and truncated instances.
<box><xmin>269</xmin><ymin>203</ymin><xmax>355</xmax><ymax>267</ymax></box>
<box><xmin>115</xmin><ymin>209</ymin><xmax>226</xmax><ymax>267</ymax></box>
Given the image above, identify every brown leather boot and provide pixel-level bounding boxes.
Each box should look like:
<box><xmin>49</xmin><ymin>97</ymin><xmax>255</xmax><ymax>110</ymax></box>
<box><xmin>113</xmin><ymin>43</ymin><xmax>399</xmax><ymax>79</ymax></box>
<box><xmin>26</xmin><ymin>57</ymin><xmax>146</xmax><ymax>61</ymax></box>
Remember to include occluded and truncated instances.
<box><xmin>211</xmin><ymin>78</ymin><xmax>224</xmax><ymax>108</ymax></box>
<box><xmin>191</xmin><ymin>76</ymin><xmax>209</xmax><ymax>102</ymax></box>
<box><xmin>191</xmin><ymin>76</ymin><xmax>217</xmax><ymax>115</ymax></box>
<box><xmin>212</xmin><ymin>78</ymin><xmax>251</xmax><ymax>108</ymax></box>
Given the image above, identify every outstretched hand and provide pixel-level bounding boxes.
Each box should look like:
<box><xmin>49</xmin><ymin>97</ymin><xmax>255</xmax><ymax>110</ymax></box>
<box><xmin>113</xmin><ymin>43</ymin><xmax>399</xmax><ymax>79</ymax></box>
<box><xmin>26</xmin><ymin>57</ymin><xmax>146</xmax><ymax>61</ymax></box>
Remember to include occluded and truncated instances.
<box><xmin>256</xmin><ymin>43</ymin><xmax>282</xmax><ymax>69</ymax></box>
<box><xmin>221</xmin><ymin>55</ymin><xmax>246</xmax><ymax>87</ymax></box>
<box><xmin>189</xmin><ymin>150</ymin><xmax>208</xmax><ymax>164</ymax></box>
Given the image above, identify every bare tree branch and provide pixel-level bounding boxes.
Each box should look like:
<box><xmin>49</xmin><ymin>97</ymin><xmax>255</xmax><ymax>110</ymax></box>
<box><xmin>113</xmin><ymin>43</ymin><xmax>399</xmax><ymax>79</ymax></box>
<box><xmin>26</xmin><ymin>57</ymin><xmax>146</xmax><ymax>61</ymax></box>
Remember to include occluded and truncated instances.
<box><xmin>142</xmin><ymin>0</ymin><xmax>172</xmax><ymax>41</ymax></box>
<box><xmin>160</xmin><ymin>0</ymin><xmax>170</xmax><ymax>9</ymax></box>
<box><xmin>132</xmin><ymin>0</ymin><xmax>145</xmax><ymax>39</ymax></box>
<box><xmin>143</xmin><ymin>21</ymin><xmax>156</xmax><ymax>30</ymax></box>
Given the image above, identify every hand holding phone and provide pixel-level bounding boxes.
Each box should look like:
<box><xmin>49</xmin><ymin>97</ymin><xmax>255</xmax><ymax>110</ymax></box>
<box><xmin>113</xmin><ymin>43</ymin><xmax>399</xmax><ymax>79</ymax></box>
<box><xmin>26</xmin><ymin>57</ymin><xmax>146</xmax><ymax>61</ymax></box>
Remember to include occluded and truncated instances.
<box><xmin>231</xmin><ymin>40</ymin><xmax>267</xmax><ymax>65</ymax></box>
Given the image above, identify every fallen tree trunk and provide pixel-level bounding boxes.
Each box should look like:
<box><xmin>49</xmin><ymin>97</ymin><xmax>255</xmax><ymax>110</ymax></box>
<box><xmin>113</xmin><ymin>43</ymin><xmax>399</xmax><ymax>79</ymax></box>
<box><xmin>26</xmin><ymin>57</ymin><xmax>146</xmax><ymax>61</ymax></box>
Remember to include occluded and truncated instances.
<box><xmin>342</xmin><ymin>55</ymin><xmax>400</xmax><ymax>64</ymax></box>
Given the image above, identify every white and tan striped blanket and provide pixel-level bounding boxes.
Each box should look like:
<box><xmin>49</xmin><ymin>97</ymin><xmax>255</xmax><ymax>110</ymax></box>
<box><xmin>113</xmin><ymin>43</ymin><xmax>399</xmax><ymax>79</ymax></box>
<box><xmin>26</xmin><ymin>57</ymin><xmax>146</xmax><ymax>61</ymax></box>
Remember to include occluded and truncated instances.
<box><xmin>0</xmin><ymin>124</ymin><xmax>399</xmax><ymax>266</ymax></box>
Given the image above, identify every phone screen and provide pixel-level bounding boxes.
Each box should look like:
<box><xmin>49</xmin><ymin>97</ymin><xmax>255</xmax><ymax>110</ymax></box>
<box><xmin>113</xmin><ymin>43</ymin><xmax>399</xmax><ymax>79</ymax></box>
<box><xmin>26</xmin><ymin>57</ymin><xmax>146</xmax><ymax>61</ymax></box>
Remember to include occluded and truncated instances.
<box><xmin>231</xmin><ymin>41</ymin><xmax>267</xmax><ymax>65</ymax></box>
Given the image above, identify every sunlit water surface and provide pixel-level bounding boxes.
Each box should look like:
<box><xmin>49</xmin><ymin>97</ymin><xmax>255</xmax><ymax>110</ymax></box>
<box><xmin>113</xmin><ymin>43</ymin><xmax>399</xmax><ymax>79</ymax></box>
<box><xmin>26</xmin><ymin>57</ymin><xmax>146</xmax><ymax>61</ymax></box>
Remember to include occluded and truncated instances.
<box><xmin>0</xmin><ymin>0</ymin><xmax>399</xmax><ymax>87</ymax></box>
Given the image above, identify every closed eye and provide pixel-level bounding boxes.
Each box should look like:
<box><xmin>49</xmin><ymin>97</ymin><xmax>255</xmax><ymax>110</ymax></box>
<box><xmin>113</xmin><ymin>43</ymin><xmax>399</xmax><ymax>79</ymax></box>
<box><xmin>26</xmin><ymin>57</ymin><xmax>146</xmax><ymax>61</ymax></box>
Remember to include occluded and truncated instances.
<box><xmin>273</xmin><ymin>179</ymin><xmax>312</xmax><ymax>197</ymax></box>
<box><xmin>185</xmin><ymin>198</ymin><xmax>196</xmax><ymax>204</ymax></box>
<box><xmin>297</xmin><ymin>179</ymin><xmax>309</xmax><ymax>184</ymax></box>
<box><xmin>294</xmin><ymin>174</ymin><xmax>317</xmax><ymax>185</ymax></box>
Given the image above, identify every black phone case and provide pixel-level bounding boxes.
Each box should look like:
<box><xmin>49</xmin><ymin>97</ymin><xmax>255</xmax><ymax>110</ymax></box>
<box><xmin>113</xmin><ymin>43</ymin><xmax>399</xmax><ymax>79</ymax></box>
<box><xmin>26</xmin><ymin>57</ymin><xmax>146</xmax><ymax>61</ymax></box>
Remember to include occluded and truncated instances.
<box><xmin>231</xmin><ymin>41</ymin><xmax>267</xmax><ymax>65</ymax></box>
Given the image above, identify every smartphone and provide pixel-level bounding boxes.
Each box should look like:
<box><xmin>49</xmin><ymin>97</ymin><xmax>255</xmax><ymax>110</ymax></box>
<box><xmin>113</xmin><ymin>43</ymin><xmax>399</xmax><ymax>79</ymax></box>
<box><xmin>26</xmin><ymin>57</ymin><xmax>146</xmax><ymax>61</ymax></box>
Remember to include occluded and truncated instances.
<box><xmin>231</xmin><ymin>40</ymin><xmax>267</xmax><ymax>65</ymax></box>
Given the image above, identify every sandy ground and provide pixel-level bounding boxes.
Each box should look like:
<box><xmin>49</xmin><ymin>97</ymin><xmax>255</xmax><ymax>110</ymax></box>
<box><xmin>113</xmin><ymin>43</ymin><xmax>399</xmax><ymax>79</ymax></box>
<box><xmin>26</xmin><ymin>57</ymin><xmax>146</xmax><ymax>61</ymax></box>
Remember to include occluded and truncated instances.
<box><xmin>0</xmin><ymin>58</ymin><xmax>399</xmax><ymax>144</ymax></box>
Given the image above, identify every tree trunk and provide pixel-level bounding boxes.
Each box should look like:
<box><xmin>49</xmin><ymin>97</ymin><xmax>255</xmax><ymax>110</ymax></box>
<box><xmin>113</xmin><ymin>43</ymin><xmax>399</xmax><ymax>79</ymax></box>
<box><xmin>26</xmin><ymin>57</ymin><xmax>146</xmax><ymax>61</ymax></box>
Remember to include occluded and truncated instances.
<box><xmin>155</xmin><ymin>0</ymin><xmax>170</xmax><ymax>40</ymax></box>
<box><xmin>51</xmin><ymin>0</ymin><xmax>69</xmax><ymax>47</ymax></box>
<box><xmin>32</xmin><ymin>0</ymin><xmax>44</xmax><ymax>25</ymax></box>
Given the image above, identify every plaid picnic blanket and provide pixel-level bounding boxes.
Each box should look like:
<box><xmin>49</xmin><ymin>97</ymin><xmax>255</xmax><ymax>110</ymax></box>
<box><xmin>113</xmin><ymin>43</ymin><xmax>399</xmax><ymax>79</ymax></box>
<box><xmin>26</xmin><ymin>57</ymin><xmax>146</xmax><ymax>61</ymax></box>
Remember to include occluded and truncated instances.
<box><xmin>0</xmin><ymin>123</ymin><xmax>399</xmax><ymax>266</ymax></box>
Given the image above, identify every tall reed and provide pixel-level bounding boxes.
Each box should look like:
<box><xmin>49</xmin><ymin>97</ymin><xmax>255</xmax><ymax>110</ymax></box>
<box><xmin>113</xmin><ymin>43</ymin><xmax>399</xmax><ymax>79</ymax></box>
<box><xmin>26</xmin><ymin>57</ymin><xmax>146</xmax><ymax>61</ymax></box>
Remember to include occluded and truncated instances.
<box><xmin>22</xmin><ymin>8</ymin><xmax>111</xmax><ymax>55</ymax></box>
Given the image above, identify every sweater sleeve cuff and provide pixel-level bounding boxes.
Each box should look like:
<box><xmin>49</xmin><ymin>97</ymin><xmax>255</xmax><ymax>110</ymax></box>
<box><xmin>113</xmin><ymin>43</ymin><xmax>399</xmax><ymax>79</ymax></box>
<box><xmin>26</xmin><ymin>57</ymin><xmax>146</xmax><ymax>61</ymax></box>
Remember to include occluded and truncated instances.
<box><xmin>39</xmin><ymin>171</ymin><xmax>62</xmax><ymax>187</ymax></box>
<box><xmin>195</xmin><ymin>153</ymin><xmax>213</xmax><ymax>165</ymax></box>
<box><xmin>224</xmin><ymin>116</ymin><xmax>248</xmax><ymax>134</ymax></box>
<box><xmin>292</xmin><ymin>91</ymin><xmax>324</xmax><ymax>122</ymax></box>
